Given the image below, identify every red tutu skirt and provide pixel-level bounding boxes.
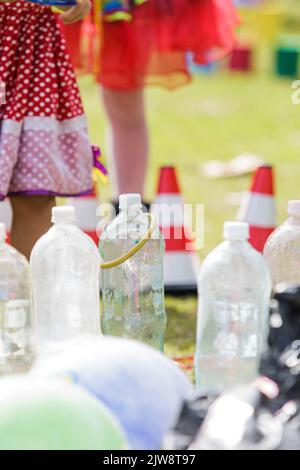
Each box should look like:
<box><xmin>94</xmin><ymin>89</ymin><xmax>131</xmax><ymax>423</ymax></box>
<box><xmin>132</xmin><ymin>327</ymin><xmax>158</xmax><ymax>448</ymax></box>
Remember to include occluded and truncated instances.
<box><xmin>0</xmin><ymin>2</ymin><xmax>93</xmax><ymax>200</ymax></box>
<box><xmin>64</xmin><ymin>0</ymin><xmax>238</xmax><ymax>90</ymax></box>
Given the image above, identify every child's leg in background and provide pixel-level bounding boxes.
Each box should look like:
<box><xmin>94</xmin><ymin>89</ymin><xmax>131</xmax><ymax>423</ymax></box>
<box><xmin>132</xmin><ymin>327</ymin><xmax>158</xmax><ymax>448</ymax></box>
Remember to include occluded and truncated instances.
<box><xmin>10</xmin><ymin>196</ymin><xmax>56</xmax><ymax>259</ymax></box>
<box><xmin>101</xmin><ymin>87</ymin><xmax>149</xmax><ymax>199</ymax></box>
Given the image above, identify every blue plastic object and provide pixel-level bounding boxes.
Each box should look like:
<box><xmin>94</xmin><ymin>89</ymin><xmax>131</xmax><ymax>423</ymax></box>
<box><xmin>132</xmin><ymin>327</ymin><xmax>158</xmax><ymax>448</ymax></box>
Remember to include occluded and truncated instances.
<box><xmin>32</xmin><ymin>335</ymin><xmax>193</xmax><ymax>450</ymax></box>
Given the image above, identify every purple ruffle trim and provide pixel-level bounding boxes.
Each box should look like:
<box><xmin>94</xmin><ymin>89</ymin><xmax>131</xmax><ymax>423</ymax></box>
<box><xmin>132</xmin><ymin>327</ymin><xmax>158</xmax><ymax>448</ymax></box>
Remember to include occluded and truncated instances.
<box><xmin>0</xmin><ymin>188</ymin><xmax>95</xmax><ymax>201</ymax></box>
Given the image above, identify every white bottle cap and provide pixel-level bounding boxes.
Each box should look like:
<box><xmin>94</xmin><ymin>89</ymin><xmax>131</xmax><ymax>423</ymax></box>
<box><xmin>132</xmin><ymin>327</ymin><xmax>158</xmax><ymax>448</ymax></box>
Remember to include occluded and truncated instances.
<box><xmin>0</xmin><ymin>223</ymin><xmax>6</xmax><ymax>243</ymax></box>
<box><xmin>223</xmin><ymin>221</ymin><xmax>249</xmax><ymax>241</ymax></box>
<box><xmin>119</xmin><ymin>193</ymin><xmax>142</xmax><ymax>211</ymax></box>
<box><xmin>288</xmin><ymin>200</ymin><xmax>300</xmax><ymax>216</ymax></box>
<box><xmin>51</xmin><ymin>206</ymin><xmax>76</xmax><ymax>224</ymax></box>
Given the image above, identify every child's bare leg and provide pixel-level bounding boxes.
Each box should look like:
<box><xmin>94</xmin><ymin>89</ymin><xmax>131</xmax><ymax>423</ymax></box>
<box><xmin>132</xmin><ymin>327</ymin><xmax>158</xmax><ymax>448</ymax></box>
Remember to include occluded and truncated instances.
<box><xmin>102</xmin><ymin>87</ymin><xmax>149</xmax><ymax>198</ymax></box>
<box><xmin>10</xmin><ymin>196</ymin><xmax>56</xmax><ymax>259</ymax></box>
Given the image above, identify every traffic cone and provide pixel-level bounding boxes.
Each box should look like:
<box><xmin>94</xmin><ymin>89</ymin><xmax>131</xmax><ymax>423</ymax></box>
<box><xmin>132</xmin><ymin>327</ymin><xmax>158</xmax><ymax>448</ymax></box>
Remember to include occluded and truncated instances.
<box><xmin>152</xmin><ymin>167</ymin><xmax>199</xmax><ymax>295</ymax></box>
<box><xmin>237</xmin><ymin>164</ymin><xmax>276</xmax><ymax>252</ymax></box>
<box><xmin>0</xmin><ymin>198</ymin><xmax>12</xmax><ymax>242</ymax></box>
<box><xmin>67</xmin><ymin>188</ymin><xmax>99</xmax><ymax>245</ymax></box>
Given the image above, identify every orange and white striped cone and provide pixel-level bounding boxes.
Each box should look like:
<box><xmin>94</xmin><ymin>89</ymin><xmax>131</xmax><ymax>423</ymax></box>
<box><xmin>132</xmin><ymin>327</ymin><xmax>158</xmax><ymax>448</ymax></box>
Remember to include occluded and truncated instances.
<box><xmin>237</xmin><ymin>164</ymin><xmax>276</xmax><ymax>252</ymax></box>
<box><xmin>67</xmin><ymin>188</ymin><xmax>99</xmax><ymax>245</ymax></box>
<box><xmin>152</xmin><ymin>167</ymin><xmax>199</xmax><ymax>295</ymax></box>
<box><xmin>0</xmin><ymin>198</ymin><xmax>12</xmax><ymax>243</ymax></box>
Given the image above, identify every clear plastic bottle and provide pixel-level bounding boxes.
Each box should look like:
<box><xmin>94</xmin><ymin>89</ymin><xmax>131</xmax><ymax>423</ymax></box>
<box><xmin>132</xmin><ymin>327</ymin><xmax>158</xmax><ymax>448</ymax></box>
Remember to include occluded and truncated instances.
<box><xmin>30</xmin><ymin>206</ymin><xmax>100</xmax><ymax>354</ymax></box>
<box><xmin>195</xmin><ymin>222</ymin><xmax>271</xmax><ymax>395</ymax></box>
<box><xmin>99</xmin><ymin>194</ymin><xmax>167</xmax><ymax>351</ymax></box>
<box><xmin>0</xmin><ymin>224</ymin><xmax>34</xmax><ymax>374</ymax></box>
<box><xmin>264</xmin><ymin>200</ymin><xmax>300</xmax><ymax>287</ymax></box>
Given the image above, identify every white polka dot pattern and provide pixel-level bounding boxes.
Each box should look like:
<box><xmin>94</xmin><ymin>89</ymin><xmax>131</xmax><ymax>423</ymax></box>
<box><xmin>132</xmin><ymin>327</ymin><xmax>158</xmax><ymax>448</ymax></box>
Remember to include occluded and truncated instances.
<box><xmin>0</xmin><ymin>2</ymin><xmax>93</xmax><ymax>199</ymax></box>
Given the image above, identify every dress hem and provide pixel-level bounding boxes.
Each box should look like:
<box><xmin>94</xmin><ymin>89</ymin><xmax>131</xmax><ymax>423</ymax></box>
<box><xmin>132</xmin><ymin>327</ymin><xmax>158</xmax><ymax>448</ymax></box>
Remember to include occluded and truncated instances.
<box><xmin>98</xmin><ymin>68</ymin><xmax>192</xmax><ymax>91</ymax></box>
<box><xmin>0</xmin><ymin>188</ymin><xmax>94</xmax><ymax>201</ymax></box>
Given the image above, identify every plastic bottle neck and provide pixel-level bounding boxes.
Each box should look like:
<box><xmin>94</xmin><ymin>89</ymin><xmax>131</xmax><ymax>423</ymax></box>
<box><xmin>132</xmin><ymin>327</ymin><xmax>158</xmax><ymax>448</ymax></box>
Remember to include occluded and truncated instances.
<box><xmin>51</xmin><ymin>206</ymin><xmax>76</xmax><ymax>225</ymax></box>
<box><xmin>287</xmin><ymin>214</ymin><xmax>300</xmax><ymax>226</ymax></box>
<box><xmin>224</xmin><ymin>238</ymin><xmax>248</xmax><ymax>246</ymax></box>
<box><xmin>120</xmin><ymin>207</ymin><xmax>143</xmax><ymax>219</ymax></box>
<box><xmin>53</xmin><ymin>220</ymin><xmax>75</xmax><ymax>226</ymax></box>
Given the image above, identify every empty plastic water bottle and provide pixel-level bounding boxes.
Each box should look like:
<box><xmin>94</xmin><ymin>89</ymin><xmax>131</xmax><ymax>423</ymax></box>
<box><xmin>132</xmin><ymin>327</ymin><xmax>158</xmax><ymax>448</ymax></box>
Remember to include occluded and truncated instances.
<box><xmin>195</xmin><ymin>222</ymin><xmax>271</xmax><ymax>395</ymax></box>
<box><xmin>99</xmin><ymin>194</ymin><xmax>167</xmax><ymax>351</ymax></box>
<box><xmin>30</xmin><ymin>206</ymin><xmax>100</xmax><ymax>354</ymax></box>
<box><xmin>264</xmin><ymin>200</ymin><xmax>300</xmax><ymax>287</ymax></box>
<box><xmin>0</xmin><ymin>224</ymin><xmax>34</xmax><ymax>374</ymax></box>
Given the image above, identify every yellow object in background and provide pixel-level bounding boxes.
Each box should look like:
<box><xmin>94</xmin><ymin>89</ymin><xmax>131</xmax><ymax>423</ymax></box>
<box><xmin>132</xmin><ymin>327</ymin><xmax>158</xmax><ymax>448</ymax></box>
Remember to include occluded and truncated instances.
<box><xmin>256</xmin><ymin>7</ymin><xmax>284</xmax><ymax>43</ymax></box>
<box><xmin>56</xmin><ymin>197</ymin><xmax>67</xmax><ymax>206</ymax></box>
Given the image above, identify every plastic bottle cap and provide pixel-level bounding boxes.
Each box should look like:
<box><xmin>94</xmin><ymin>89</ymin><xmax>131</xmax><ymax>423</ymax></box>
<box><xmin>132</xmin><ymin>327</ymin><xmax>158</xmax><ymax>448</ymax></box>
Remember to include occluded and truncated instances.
<box><xmin>0</xmin><ymin>223</ymin><xmax>6</xmax><ymax>243</ymax></box>
<box><xmin>119</xmin><ymin>194</ymin><xmax>142</xmax><ymax>211</ymax></box>
<box><xmin>51</xmin><ymin>206</ymin><xmax>76</xmax><ymax>224</ymax></box>
<box><xmin>288</xmin><ymin>200</ymin><xmax>300</xmax><ymax>216</ymax></box>
<box><xmin>223</xmin><ymin>222</ymin><xmax>249</xmax><ymax>241</ymax></box>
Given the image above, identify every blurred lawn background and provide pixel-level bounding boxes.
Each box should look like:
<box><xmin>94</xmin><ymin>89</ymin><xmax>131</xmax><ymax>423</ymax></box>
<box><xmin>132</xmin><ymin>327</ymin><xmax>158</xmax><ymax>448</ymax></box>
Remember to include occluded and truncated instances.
<box><xmin>79</xmin><ymin>66</ymin><xmax>300</xmax><ymax>357</ymax></box>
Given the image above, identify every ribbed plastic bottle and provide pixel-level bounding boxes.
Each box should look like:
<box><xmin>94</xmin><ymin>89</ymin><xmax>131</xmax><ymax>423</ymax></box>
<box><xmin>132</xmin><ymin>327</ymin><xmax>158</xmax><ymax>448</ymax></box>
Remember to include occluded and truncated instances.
<box><xmin>0</xmin><ymin>223</ymin><xmax>34</xmax><ymax>374</ymax></box>
<box><xmin>30</xmin><ymin>206</ymin><xmax>100</xmax><ymax>354</ymax></box>
<box><xmin>99</xmin><ymin>194</ymin><xmax>167</xmax><ymax>351</ymax></box>
<box><xmin>264</xmin><ymin>200</ymin><xmax>300</xmax><ymax>287</ymax></box>
<box><xmin>195</xmin><ymin>222</ymin><xmax>271</xmax><ymax>395</ymax></box>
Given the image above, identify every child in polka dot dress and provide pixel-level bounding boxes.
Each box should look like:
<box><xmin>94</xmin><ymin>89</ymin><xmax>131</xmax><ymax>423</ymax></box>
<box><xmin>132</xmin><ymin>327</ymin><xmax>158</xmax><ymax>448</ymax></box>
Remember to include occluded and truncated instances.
<box><xmin>0</xmin><ymin>0</ymin><xmax>91</xmax><ymax>258</ymax></box>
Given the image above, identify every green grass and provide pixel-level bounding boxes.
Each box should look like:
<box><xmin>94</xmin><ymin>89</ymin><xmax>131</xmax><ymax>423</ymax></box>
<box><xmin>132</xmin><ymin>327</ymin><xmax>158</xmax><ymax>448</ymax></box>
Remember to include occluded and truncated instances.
<box><xmin>79</xmin><ymin>71</ymin><xmax>300</xmax><ymax>357</ymax></box>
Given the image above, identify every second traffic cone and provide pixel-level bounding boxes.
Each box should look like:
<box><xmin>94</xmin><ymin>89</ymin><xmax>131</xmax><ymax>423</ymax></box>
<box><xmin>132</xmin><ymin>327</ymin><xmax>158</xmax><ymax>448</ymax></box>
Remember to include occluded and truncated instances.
<box><xmin>152</xmin><ymin>167</ymin><xmax>199</xmax><ymax>295</ymax></box>
<box><xmin>237</xmin><ymin>164</ymin><xmax>276</xmax><ymax>252</ymax></box>
<box><xmin>67</xmin><ymin>187</ymin><xmax>99</xmax><ymax>245</ymax></box>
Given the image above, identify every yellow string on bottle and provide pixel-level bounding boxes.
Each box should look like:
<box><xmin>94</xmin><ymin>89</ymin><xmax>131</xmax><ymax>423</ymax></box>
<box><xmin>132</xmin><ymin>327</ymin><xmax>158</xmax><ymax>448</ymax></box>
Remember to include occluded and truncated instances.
<box><xmin>100</xmin><ymin>213</ymin><xmax>155</xmax><ymax>269</ymax></box>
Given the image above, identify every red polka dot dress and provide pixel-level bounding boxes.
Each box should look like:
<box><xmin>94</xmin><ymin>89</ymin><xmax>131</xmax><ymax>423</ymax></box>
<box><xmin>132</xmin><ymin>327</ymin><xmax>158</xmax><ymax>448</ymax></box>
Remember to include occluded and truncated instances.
<box><xmin>0</xmin><ymin>2</ymin><xmax>93</xmax><ymax>200</ymax></box>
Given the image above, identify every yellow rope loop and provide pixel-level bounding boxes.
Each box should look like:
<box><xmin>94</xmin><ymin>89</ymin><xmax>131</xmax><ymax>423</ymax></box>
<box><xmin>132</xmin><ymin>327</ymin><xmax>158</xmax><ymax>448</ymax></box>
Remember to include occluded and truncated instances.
<box><xmin>100</xmin><ymin>213</ymin><xmax>155</xmax><ymax>270</ymax></box>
